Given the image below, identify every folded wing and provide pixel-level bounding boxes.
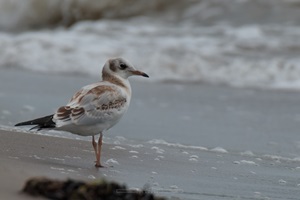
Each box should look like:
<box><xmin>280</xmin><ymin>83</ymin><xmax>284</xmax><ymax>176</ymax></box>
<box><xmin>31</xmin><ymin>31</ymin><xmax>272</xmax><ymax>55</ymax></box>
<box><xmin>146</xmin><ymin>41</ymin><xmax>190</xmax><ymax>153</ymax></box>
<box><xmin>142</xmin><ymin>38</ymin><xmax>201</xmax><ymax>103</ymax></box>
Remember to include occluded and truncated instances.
<box><xmin>53</xmin><ymin>84</ymin><xmax>127</xmax><ymax>127</ymax></box>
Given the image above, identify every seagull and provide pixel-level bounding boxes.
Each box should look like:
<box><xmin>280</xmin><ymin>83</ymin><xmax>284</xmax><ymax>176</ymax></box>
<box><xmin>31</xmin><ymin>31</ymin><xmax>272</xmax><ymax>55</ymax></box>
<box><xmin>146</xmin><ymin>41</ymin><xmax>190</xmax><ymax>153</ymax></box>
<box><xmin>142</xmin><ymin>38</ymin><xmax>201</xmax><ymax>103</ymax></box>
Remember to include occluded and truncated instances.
<box><xmin>15</xmin><ymin>58</ymin><xmax>149</xmax><ymax>167</ymax></box>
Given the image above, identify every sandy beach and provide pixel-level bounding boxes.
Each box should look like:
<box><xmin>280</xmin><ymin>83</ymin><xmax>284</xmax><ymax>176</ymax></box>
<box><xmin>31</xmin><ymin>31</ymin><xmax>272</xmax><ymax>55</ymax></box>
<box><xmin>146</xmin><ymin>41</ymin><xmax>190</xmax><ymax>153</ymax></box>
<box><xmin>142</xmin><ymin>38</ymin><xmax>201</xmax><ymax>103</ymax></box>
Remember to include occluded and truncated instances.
<box><xmin>2</xmin><ymin>128</ymin><xmax>299</xmax><ymax>200</ymax></box>
<box><xmin>1</xmin><ymin>69</ymin><xmax>300</xmax><ymax>199</ymax></box>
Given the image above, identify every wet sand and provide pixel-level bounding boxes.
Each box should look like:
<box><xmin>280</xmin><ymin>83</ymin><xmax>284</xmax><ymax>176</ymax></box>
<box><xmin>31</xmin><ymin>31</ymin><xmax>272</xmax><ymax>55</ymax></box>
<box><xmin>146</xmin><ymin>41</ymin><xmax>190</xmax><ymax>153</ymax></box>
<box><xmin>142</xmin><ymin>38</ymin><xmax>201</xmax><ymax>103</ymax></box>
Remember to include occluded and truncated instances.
<box><xmin>1</xmin><ymin>69</ymin><xmax>300</xmax><ymax>199</ymax></box>
<box><xmin>0</xmin><ymin>130</ymin><xmax>133</xmax><ymax>200</ymax></box>
<box><xmin>1</xmin><ymin>128</ymin><xmax>300</xmax><ymax>200</ymax></box>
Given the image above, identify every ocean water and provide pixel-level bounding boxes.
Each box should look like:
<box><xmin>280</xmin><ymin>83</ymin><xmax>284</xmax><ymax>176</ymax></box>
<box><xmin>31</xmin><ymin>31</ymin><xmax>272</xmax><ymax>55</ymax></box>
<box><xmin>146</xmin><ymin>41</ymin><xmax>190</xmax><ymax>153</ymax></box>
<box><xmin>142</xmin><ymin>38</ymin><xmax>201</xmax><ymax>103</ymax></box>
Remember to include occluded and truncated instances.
<box><xmin>1</xmin><ymin>0</ymin><xmax>300</xmax><ymax>89</ymax></box>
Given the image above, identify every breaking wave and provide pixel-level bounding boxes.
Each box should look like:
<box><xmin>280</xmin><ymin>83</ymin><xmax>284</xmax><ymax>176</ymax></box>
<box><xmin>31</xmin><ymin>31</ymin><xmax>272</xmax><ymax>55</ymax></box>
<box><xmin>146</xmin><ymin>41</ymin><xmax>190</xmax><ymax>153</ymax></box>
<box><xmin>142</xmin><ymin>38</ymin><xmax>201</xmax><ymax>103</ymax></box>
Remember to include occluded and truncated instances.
<box><xmin>1</xmin><ymin>0</ymin><xmax>300</xmax><ymax>89</ymax></box>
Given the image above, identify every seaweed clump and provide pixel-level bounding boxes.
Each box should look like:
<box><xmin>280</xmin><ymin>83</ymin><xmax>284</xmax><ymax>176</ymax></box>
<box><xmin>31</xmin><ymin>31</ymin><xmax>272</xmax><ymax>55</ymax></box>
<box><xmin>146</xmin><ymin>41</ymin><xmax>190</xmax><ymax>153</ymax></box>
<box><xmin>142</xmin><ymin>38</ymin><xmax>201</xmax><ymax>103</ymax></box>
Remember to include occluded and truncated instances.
<box><xmin>22</xmin><ymin>177</ymin><xmax>166</xmax><ymax>200</ymax></box>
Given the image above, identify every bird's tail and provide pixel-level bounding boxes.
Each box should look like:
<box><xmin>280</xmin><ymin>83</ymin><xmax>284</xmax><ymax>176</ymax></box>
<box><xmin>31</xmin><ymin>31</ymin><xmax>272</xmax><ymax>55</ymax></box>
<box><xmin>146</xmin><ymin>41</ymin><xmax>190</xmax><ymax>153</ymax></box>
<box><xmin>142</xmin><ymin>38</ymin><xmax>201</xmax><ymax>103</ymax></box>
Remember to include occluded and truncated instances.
<box><xmin>15</xmin><ymin>114</ymin><xmax>55</xmax><ymax>131</ymax></box>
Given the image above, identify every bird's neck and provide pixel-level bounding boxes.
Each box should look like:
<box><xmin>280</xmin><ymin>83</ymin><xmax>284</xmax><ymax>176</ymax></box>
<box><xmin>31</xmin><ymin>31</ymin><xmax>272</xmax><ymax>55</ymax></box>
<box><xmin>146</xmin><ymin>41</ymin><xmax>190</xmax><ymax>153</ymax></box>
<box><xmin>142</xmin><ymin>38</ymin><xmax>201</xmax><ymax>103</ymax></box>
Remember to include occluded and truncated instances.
<box><xmin>102</xmin><ymin>71</ymin><xmax>131</xmax><ymax>94</ymax></box>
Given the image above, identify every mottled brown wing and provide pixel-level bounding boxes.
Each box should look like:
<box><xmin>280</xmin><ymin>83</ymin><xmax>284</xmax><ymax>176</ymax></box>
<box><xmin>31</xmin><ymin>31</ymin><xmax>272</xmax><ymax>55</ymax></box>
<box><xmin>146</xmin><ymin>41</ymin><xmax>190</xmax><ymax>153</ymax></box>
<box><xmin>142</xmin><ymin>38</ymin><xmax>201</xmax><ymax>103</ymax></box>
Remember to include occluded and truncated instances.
<box><xmin>53</xmin><ymin>84</ymin><xmax>127</xmax><ymax>127</ymax></box>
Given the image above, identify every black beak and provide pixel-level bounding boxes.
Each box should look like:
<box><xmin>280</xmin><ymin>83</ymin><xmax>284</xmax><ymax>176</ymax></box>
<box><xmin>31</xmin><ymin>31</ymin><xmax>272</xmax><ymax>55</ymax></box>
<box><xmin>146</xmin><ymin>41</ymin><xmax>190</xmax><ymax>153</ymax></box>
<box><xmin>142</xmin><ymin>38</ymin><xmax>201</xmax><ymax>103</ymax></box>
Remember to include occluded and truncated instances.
<box><xmin>131</xmin><ymin>70</ymin><xmax>149</xmax><ymax>78</ymax></box>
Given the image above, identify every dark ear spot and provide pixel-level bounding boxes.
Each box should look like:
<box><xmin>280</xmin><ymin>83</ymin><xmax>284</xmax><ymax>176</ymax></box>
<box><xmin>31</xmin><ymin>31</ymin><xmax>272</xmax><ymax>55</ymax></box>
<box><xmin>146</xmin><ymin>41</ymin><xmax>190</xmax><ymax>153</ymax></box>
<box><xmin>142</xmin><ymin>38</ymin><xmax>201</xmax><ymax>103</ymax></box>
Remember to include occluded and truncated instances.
<box><xmin>109</xmin><ymin>60</ymin><xmax>117</xmax><ymax>72</ymax></box>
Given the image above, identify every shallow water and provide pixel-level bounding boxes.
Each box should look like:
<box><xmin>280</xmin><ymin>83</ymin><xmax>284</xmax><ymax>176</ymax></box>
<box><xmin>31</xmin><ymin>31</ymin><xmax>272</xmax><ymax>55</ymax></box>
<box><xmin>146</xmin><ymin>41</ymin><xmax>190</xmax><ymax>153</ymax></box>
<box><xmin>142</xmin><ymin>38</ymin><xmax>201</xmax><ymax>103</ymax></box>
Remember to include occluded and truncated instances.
<box><xmin>1</xmin><ymin>69</ymin><xmax>300</xmax><ymax>161</ymax></box>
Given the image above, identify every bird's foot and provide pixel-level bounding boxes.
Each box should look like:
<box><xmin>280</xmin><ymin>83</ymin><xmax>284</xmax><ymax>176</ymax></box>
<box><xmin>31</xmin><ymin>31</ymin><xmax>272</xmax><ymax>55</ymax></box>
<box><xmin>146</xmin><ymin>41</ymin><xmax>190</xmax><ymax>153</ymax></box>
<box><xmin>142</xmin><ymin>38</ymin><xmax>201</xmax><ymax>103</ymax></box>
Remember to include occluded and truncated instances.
<box><xmin>94</xmin><ymin>161</ymin><xmax>105</xmax><ymax>168</ymax></box>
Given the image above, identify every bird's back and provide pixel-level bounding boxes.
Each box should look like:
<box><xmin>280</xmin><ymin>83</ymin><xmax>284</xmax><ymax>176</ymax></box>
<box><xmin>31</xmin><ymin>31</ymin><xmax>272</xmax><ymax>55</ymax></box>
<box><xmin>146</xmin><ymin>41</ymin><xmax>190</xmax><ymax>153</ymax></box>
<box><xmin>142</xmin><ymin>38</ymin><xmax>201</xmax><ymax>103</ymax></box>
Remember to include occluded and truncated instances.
<box><xmin>53</xmin><ymin>81</ymin><xmax>131</xmax><ymax>136</ymax></box>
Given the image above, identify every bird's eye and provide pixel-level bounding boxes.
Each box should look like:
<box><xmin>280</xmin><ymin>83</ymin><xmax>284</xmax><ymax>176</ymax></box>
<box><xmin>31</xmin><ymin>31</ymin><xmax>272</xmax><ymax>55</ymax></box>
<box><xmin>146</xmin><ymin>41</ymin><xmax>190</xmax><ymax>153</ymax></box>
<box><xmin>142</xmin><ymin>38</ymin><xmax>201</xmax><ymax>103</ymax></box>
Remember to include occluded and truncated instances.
<box><xmin>119</xmin><ymin>63</ymin><xmax>127</xmax><ymax>70</ymax></box>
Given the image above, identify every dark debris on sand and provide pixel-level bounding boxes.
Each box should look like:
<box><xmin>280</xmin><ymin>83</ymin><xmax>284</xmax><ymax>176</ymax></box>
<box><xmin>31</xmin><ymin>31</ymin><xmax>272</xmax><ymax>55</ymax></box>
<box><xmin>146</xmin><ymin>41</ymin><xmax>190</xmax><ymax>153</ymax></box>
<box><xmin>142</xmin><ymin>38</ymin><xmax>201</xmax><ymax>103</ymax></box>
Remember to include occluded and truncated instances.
<box><xmin>22</xmin><ymin>177</ymin><xmax>166</xmax><ymax>200</ymax></box>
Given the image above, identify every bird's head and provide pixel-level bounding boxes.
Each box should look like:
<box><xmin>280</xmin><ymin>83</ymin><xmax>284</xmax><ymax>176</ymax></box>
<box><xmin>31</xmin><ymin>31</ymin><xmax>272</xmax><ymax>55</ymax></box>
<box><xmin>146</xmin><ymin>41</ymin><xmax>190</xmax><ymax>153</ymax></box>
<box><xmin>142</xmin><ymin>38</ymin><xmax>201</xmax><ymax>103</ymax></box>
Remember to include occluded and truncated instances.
<box><xmin>103</xmin><ymin>58</ymin><xmax>149</xmax><ymax>79</ymax></box>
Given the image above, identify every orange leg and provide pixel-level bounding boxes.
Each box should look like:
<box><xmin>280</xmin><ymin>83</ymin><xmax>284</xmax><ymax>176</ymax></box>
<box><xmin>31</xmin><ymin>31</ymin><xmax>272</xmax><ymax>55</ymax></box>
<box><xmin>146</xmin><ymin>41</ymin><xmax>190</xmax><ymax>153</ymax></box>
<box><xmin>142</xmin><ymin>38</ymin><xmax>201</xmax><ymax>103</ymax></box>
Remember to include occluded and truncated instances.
<box><xmin>94</xmin><ymin>132</ymin><xmax>104</xmax><ymax>168</ymax></box>
<box><xmin>92</xmin><ymin>135</ymin><xmax>98</xmax><ymax>163</ymax></box>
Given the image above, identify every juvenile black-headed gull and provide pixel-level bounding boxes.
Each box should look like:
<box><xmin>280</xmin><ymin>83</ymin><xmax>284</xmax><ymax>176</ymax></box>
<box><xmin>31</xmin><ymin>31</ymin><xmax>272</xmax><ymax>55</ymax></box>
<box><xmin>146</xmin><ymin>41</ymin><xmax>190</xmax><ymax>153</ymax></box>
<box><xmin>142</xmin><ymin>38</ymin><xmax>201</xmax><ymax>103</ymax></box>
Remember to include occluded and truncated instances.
<box><xmin>15</xmin><ymin>58</ymin><xmax>149</xmax><ymax>167</ymax></box>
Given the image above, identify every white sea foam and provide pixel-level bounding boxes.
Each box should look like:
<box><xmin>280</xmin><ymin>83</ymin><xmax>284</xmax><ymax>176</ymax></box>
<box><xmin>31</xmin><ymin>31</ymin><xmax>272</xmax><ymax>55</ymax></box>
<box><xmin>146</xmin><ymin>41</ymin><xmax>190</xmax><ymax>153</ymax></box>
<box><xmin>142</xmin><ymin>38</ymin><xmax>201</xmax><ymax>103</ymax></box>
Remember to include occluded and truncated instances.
<box><xmin>111</xmin><ymin>146</ymin><xmax>126</xmax><ymax>150</ymax></box>
<box><xmin>210</xmin><ymin>147</ymin><xmax>228</xmax><ymax>153</ymax></box>
<box><xmin>240</xmin><ymin>151</ymin><xmax>255</xmax><ymax>156</ymax></box>
<box><xmin>235</xmin><ymin>160</ymin><xmax>257</xmax><ymax>165</ymax></box>
<box><xmin>105</xmin><ymin>158</ymin><xmax>119</xmax><ymax>165</ymax></box>
<box><xmin>278</xmin><ymin>179</ymin><xmax>287</xmax><ymax>185</ymax></box>
<box><xmin>190</xmin><ymin>155</ymin><xmax>199</xmax><ymax>159</ymax></box>
<box><xmin>129</xmin><ymin>150</ymin><xmax>139</xmax><ymax>154</ymax></box>
<box><xmin>169</xmin><ymin>185</ymin><xmax>179</xmax><ymax>189</ymax></box>
<box><xmin>263</xmin><ymin>154</ymin><xmax>300</xmax><ymax>162</ymax></box>
<box><xmin>115</xmin><ymin>136</ymin><xmax>126</xmax><ymax>141</ymax></box>
<box><xmin>151</xmin><ymin>146</ymin><xmax>165</xmax><ymax>154</ymax></box>
<box><xmin>32</xmin><ymin>155</ymin><xmax>42</xmax><ymax>160</ymax></box>
<box><xmin>189</xmin><ymin>158</ymin><xmax>198</xmax><ymax>162</ymax></box>
<box><xmin>50</xmin><ymin>167</ymin><xmax>65</xmax><ymax>171</ymax></box>
<box><xmin>49</xmin><ymin>157</ymin><xmax>65</xmax><ymax>162</ymax></box>
<box><xmin>128</xmin><ymin>144</ymin><xmax>144</xmax><ymax>148</ymax></box>
<box><xmin>67</xmin><ymin>169</ymin><xmax>77</xmax><ymax>173</ymax></box>
<box><xmin>1</xmin><ymin>21</ymin><xmax>300</xmax><ymax>89</ymax></box>
<box><xmin>148</xmin><ymin>139</ymin><xmax>208</xmax><ymax>151</ymax></box>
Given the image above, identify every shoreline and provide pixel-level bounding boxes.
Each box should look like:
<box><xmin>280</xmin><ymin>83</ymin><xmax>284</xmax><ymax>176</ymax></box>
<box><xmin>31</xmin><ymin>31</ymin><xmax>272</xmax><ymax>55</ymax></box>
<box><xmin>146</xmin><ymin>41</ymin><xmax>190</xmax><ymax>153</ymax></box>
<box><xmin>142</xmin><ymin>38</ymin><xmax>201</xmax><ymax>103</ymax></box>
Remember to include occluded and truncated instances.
<box><xmin>1</xmin><ymin>68</ymin><xmax>300</xmax><ymax>157</ymax></box>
